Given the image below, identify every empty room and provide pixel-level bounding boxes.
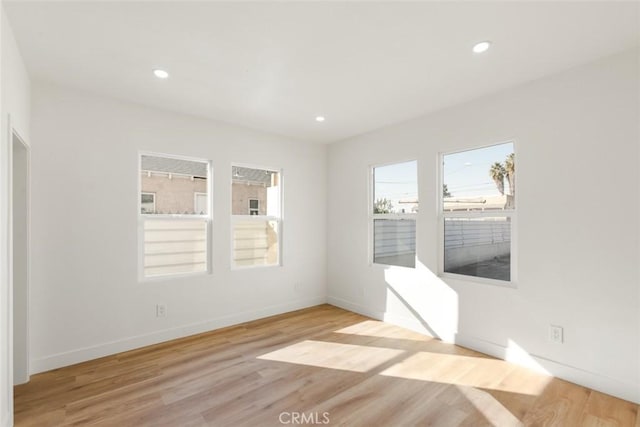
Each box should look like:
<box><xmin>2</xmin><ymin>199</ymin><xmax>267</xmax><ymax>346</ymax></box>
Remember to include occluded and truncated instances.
<box><xmin>0</xmin><ymin>1</ymin><xmax>639</xmax><ymax>426</ymax></box>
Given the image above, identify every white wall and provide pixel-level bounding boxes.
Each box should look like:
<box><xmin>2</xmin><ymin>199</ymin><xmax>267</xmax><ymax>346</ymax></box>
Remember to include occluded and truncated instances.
<box><xmin>327</xmin><ymin>49</ymin><xmax>640</xmax><ymax>403</ymax></box>
<box><xmin>0</xmin><ymin>6</ymin><xmax>31</xmax><ymax>426</ymax></box>
<box><xmin>29</xmin><ymin>82</ymin><xmax>327</xmax><ymax>372</ymax></box>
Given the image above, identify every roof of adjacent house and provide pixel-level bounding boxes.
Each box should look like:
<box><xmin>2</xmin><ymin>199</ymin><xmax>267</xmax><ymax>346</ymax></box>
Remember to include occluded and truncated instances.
<box><xmin>232</xmin><ymin>166</ymin><xmax>275</xmax><ymax>186</ymax></box>
<box><xmin>141</xmin><ymin>155</ymin><xmax>208</xmax><ymax>178</ymax></box>
<box><xmin>141</xmin><ymin>156</ymin><xmax>275</xmax><ymax>186</ymax></box>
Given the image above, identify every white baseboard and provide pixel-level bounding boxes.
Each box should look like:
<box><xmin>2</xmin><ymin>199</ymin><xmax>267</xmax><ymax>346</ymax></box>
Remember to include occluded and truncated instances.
<box><xmin>31</xmin><ymin>296</ymin><xmax>326</xmax><ymax>374</ymax></box>
<box><xmin>327</xmin><ymin>296</ymin><xmax>441</xmax><ymax>339</ymax></box>
<box><xmin>326</xmin><ymin>296</ymin><xmax>383</xmax><ymax>320</ymax></box>
<box><xmin>1</xmin><ymin>413</ymin><xmax>12</xmax><ymax>427</ymax></box>
<box><xmin>31</xmin><ymin>295</ymin><xmax>639</xmax><ymax>405</ymax></box>
<box><xmin>327</xmin><ymin>296</ymin><xmax>639</xmax><ymax>404</ymax></box>
<box><xmin>455</xmin><ymin>333</ymin><xmax>640</xmax><ymax>404</ymax></box>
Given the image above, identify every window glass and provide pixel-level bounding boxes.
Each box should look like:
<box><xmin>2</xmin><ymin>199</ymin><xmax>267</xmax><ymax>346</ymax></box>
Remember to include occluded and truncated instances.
<box><xmin>231</xmin><ymin>165</ymin><xmax>281</xmax><ymax>268</ymax></box>
<box><xmin>232</xmin><ymin>219</ymin><xmax>279</xmax><ymax>267</ymax></box>
<box><xmin>141</xmin><ymin>155</ymin><xmax>208</xmax><ymax>215</ymax></box>
<box><xmin>442</xmin><ymin>142</ymin><xmax>515</xmax><ymax>282</ymax></box>
<box><xmin>373</xmin><ymin>218</ymin><xmax>416</xmax><ymax>268</ymax></box>
<box><xmin>443</xmin><ymin>217</ymin><xmax>511</xmax><ymax>281</ymax></box>
<box><xmin>231</xmin><ymin>166</ymin><xmax>280</xmax><ymax>216</ymax></box>
<box><xmin>143</xmin><ymin>219</ymin><xmax>208</xmax><ymax>277</ymax></box>
<box><xmin>140</xmin><ymin>154</ymin><xmax>210</xmax><ymax>278</ymax></box>
<box><xmin>443</xmin><ymin>143</ymin><xmax>515</xmax><ymax>212</ymax></box>
<box><xmin>372</xmin><ymin>160</ymin><xmax>417</xmax><ymax>268</ymax></box>
<box><xmin>373</xmin><ymin>161</ymin><xmax>418</xmax><ymax>214</ymax></box>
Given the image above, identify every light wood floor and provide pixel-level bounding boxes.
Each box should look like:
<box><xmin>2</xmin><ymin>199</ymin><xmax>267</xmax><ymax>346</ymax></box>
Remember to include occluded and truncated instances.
<box><xmin>14</xmin><ymin>305</ymin><xmax>640</xmax><ymax>426</ymax></box>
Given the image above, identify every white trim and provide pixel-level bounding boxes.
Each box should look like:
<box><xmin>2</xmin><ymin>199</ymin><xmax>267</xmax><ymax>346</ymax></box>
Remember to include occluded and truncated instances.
<box><xmin>3</xmin><ymin>118</ymin><xmax>13</xmax><ymax>427</ymax></box>
<box><xmin>138</xmin><ymin>151</ymin><xmax>213</xmax><ymax>281</ymax></box>
<box><xmin>229</xmin><ymin>263</ymin><xmax>283</xmax><ymax>272</ymax></box>
<box><xmin>438</xmin><ymin>141</ymin><xmax>517</xmax><ymax>286</ymax></box>
<box><xmin>8</xmin><ymin>129</ymin><xmax>31</xmax><ymax>384</ymax></box>
<box><xmin>369</xmin><ymin>160</ymin><xmax>418</xmax><ymax>268</ymax></box>
<box><xmin>140</xmin><ymin>213</ymin><xmax>209</xmax><ymax>220</ymax></box>
<box><xmin>439</xmin><ymin>139</ymin><xmax>518</xmax><ymax>160</ymax></box>
<box><xmin>9</xmin><ymin>130</ymin><xmax>31</xmax><ymax>384</ymax></box>
<box><xmin>440</xmin><ymin>271</ymin><xmax>517</xmax><ymax>289</ymax></box>
<box><xmin>4</xmin><ymin>115</ymin><xmax>32</xmax><ymax>426</ymax></box>
<box><xmin>326</xmin><ymin>296</ymin><xmax>384</xmax><ymax>321</ymax></box>
<box><xmin>30</xmin><ymin>296</ymin><xmax>326</xmax><ymax>375</ymax></box>
<box><xmin>141</xmin><ymin>264</ymin><xmax>211</xmax><ymax>283</ymax></box>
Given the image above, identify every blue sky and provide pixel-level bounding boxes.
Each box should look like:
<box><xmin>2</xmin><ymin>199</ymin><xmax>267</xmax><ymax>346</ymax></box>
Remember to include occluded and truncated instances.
<box><xmin>374</xmin><ymin>160</ymin><xmax>418</xmax><ymax>213</ymax></box>
<box><xmin>444</xmin><ymin>142</ymin><xmax>514</xmax><ymax>198</ymax></box>
<box><xmin>373</xmin><ymin>142</ymin><xmax>514</xmax><ymax>212</ymax></box>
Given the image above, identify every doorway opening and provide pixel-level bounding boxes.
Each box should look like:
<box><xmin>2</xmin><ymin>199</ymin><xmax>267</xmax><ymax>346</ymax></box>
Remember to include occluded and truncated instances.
<box><xmin>11</xmin><ymin>131</ymin><xmax>29</xmax><ymax>385</ymax></box>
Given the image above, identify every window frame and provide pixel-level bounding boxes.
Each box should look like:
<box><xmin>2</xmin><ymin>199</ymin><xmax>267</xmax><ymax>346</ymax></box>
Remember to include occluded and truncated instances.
<box><xmin>141</xmin><ymin>192</ymin><xmax>156</xmax><ymax>214</ymax></box>
<box><xmin>438</xmin><ymin>141</ymin><xmax>517</xmax><ymax>287</ymax></box>
<box><xmin>248</xmin><ymin>198</ymin><xmax>260</xmax><ymax>215</ymax></box>
<box><xmin>369</xmin><ymin>159</ymin><xmax>418</xmax><ymax>269</ymax></box>
<box><xmin>194</xmin><ymin>191</ymin><xmax>208</xmax><ymax>215</ymax></box>
<box><xmin>138</xmin><ymin>151</ymin><xmax>213</xmax><ymax>281</ymax></box>
<box><xmin>230</xmin><ymin>163</ymin><xmax>283</xmax><ymax>270</ymax></box>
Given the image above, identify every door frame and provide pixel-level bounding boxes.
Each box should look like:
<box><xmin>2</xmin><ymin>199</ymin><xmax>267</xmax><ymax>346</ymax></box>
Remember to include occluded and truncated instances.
<box><xmin>8</xmin><ymin>115</ymin><xmax>31</xmax><ymax>386</ymax></box>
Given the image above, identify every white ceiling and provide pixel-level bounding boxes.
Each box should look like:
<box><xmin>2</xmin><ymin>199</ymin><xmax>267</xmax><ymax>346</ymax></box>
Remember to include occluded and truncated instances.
<box><xmin>5</xmin><ymin>1</ymin><xmax>640</xmax><ymax>143</ymax></box>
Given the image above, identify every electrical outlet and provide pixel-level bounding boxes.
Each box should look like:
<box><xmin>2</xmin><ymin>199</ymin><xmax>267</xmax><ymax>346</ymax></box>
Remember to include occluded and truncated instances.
<box><xmin>549</xmin><ymin>325</ymin><xmax>563</xmax><ymax>343</ymax></box>
<box><xmin>156</xmin><ymin>303</ymin><xmax>167</xmax><ymax>318</ymax></box>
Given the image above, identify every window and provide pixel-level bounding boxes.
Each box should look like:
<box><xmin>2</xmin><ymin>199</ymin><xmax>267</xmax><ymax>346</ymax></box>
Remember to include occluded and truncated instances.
<box><xmin>194</xmin><ymin>192</ymin><xmax>207</xmax><ymax>215</ymax></box>
<box><xmin>141</xmin><ymin>192</ymin><xmax>156</xmax><ymax>214</ymax></box>
<box><xmin>371</xmin><ymin>160</ymin><xmax>418</xmax><ymax>268</ymax></box>
<box><xmin>441</xmin><ymin>142</ymin><xmax>515</xmax><ymax>283</ymax></box>
<box><xmin>139</xmin><ymin>153</ymin><xmax>211</xmax><ymax>278</ymax></box>
<box><xmin>231</xmin><ymin>165</ymin><xmax>281</xmax><ymax>268</ymax></box>
<box><xmin>249</xmin><ymin>199</ymin><xmax>259</xmax><ymax>215</ymax></box>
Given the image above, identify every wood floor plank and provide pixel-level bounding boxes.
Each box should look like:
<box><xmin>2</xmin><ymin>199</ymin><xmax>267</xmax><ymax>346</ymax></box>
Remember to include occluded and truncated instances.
<box><xmin>522</xmin><ymin>378</ymin><xmax>590</xmax><ymax>426</ymax></box>
<box><xmin>13</xmin><ymin>304</ymin><xmax>640</xmax><ymax>426</ymax></box>
<box><xmin>580</xmin><ymin>390</ymin><xmax>638</xmax><ymax>427</ymax></box>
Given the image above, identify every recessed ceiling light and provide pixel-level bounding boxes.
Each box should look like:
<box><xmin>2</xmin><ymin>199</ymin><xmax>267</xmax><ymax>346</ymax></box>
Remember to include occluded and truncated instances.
<box><xmin>472</xmin><ymin>41</ymin><xmax>491</xmax><ymax>54</ymax></box>
<box><xmin>153</xmin><ymin>69</ymin><xmax>169</xmax><ymax>79</ymax></box>
<box><xmin>315</xmin><ymin>116</ymin><xmax>325</xmax><ymax>122</ymax></box>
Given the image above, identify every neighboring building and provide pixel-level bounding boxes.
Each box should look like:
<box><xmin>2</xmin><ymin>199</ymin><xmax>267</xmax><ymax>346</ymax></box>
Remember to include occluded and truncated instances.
<box><xmin>140</xmin><ymin>155</ymin><xmax>208</xmax><ymax>214</ymax></box>
<box><xmin>398</xmin><ymin>198</ymin><xmax>419</xmax><ymax>213</ymax></box>
<box><xmin>443</xmin><ymin>194</ymin><xmax>509</xmax><ymax>211</ymax></box>
<box><xmin>140</xmin><ymin>160</ymin><xmax>279</xmax><ymax>217</ymax></box>
<box><xmin>231</xmin><ymin>166</ymin><xmax>278</xmax><ymax>215</ymax></box>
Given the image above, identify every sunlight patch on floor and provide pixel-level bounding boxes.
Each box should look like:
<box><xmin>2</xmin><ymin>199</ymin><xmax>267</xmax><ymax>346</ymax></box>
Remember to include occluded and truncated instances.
<box><xmin>379</xmin><ymin>351</ymin><xmax>552</xmax><ymax>396</ymax></box>
<box><xmin>257</xmin><ymin>340</ymin><xmax>405</xmax><ymax>373</ymax></box>
<box><xmin>456</xmin><ymin>385</ymin><xmax>524</xmax><ymax>426</ymax></box>
<box><xmin>333</xmin><ymin>320</ymin><xmax>428</xmax><ymax>341</ymax></box>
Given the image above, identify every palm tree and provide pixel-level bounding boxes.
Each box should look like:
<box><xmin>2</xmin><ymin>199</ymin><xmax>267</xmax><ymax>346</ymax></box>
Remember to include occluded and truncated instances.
<box><xmin>443</xmin><ymin>184</ymin><xmax>452</xmax><ymax>198</ymax></box>
<box><xmin>489</xmin><ymin>162</ymin><xmax>506</xmax><ymax>195</ymax></box>
<box><xmin>504</xmin><ymin>153</ymin><xmax>515</xmax><ymax>208</ymax></box>
<box><xmin>504</xmin><ymin>153</ymin><xmax>515</xmax><ymax>197</ymax></box>
<box><xmin>374</xmin><ymin>198</ymin><xmax>394</xmax><ymax>214</ymax></box>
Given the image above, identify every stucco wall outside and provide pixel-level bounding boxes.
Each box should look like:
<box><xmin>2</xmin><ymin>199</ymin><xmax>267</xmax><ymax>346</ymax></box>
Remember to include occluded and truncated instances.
<box><xmin>232</xmin><ymin>182</ymin><xmax>267</xmax><ymax>215</ymax></box>
<box><xmin>141</xmin><ymin>174</ymin><xmax>207</xmax><ymax>214</ymax></box>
